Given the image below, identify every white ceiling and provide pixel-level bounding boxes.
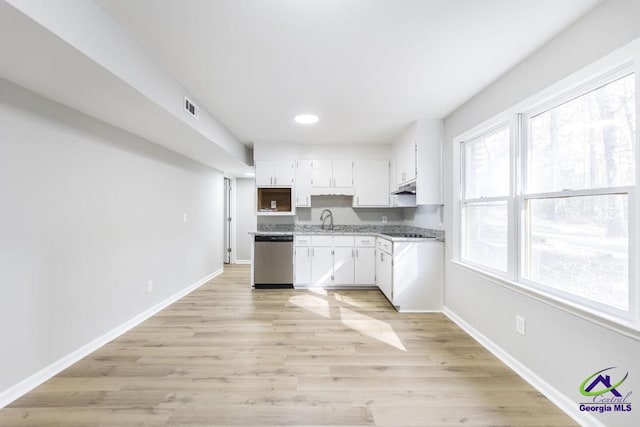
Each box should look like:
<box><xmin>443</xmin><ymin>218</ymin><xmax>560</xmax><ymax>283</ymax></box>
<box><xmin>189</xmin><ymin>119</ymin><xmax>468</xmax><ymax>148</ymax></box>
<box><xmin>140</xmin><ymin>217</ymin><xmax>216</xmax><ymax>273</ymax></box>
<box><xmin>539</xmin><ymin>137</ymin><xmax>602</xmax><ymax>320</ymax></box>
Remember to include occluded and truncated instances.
<box><xmin>96</xmin><ymin>0</ymin><xmax>600</xmax><ymax>146</ymax></box>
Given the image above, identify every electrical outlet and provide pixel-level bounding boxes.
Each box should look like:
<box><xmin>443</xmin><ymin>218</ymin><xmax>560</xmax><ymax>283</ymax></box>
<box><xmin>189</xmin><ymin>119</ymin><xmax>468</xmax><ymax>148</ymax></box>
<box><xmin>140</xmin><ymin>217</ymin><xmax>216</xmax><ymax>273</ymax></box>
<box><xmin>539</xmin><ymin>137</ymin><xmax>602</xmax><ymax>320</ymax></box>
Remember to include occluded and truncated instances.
<box><xmin>381</xmin><ymin>215</ymin><xmax>388</xmax><ymax>224</ymax></box>
<box><xmin>516</xmin><ymin>315</ymin><xmax>526</xmax><ymax>336</ymax></box>
<box><xmin>147</xmin><ymin>280</ymin><xmax>153</xmax><ymax>293</ymax></box>
<box><xmin>183</xmin><ymin>212</ymin><xmax>188</xmax><ymax>223</ymax></box>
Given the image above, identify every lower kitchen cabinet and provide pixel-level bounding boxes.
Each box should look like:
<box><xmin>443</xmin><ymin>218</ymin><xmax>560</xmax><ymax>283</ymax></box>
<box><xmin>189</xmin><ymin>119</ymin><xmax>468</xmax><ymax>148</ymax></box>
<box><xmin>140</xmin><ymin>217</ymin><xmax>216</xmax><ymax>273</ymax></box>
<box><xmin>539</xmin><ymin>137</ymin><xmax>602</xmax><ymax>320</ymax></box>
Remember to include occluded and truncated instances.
<box><xmin>354</xmin><ymin>235</ymin><xmax>376</xmax><ymax>286</ymax></box>
<box><xmin>294</xmin><ymin>246</ymin><xmax>312</xmax><ymax>285</ymax></box>
<box><xmin>375</xmin><ymin>237</ymin><xmax>443</xmax><ymax>312</ymax></box>
<box><xmin>311</xmin><ymin>246</ymin><xmax>333</xmax><ymax>285</ymax></box>
<box><xmin>333</xmin><ymin>247</ymin><xmax>355</xmax><ymax>285</ymax></box>
<box><xmin>375</xmin><ymin>239</ymin><xmax>393</xmax><ymax>300</ymax></box>
<box><xmin>294</xmin><ymin>235</ymin><xmax>376</xmax><ymax>287</ymax></box>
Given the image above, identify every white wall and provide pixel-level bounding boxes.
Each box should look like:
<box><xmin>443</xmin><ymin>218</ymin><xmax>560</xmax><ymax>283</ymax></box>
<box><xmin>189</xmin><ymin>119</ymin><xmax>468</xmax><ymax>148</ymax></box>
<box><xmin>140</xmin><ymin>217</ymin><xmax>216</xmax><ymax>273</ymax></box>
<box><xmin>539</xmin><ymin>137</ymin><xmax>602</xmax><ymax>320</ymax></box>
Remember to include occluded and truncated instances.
<box><xmin>0</xmin><ymin>77</ymin><xmax>224</xmax><ymax>399</ymax></box>
<box><xmin>437</xmin><ymin>1</ymin><xmax>640</xmax><ymax>426</ymax></box>
<box><xmin>235</xmin><ymin>178</ymin><xmax>256</xmax><ymax>262</ymax></box>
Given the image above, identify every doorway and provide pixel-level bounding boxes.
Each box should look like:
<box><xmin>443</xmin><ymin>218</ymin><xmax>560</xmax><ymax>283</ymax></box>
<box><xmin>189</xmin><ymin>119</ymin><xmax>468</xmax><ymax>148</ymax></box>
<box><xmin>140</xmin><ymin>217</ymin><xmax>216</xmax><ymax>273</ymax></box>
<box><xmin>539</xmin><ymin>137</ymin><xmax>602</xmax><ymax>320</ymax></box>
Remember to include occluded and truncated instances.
<box><xmin>223</xmin><ymin>177</ymin><xmax>232</xmax><ymax>264</ymax></box>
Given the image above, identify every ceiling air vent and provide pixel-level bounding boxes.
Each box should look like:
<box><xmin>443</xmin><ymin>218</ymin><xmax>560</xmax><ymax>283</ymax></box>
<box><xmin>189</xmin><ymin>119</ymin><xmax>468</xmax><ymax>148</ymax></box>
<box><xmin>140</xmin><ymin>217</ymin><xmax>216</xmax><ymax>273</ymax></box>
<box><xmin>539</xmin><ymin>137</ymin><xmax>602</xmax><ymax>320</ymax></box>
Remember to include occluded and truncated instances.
<box><xmin>184</xmin><ymin>96</ymin><xmax>200</xmax><ymax>119</ymax></box>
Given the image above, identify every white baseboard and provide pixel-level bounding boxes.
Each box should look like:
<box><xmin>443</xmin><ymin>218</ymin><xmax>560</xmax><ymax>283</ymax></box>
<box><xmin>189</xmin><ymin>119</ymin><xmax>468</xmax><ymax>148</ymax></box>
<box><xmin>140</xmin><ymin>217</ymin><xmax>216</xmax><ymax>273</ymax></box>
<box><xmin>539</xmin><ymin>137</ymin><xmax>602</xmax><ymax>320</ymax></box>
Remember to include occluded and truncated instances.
<box><xmin>233</xmin><ymin>260</ymin><xmax>251</xmax><ymax>265</ymax></box>
<box><xmin>0</xmin><ymin>268</ymin><xmax>223</xmax><ymax>409</ymax></box>
<box><xmin>443</xmin><ymin>307</ymin><xmax>604</xmax><ymax>427</ymax></box>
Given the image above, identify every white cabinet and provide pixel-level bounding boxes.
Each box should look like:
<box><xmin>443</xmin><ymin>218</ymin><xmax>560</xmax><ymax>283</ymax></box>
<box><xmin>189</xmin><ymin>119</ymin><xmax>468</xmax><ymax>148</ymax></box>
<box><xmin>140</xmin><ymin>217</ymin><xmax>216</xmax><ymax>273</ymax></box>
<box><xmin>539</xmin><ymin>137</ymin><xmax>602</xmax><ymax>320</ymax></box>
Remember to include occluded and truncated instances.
<box><xmin>311</xmin><ymin>246</ymin><xmax>333</xmax><ymax>285</ymax></box>
<box><xmin>375</xmin><ymin>237</ymin><xmax>443</xmax><ymax>312</ymax></box>
<box><xmin>333</xmin><ymin>247</ymin><xmax>355</xmax><ymax>285</ymax></box>
<box><xmin>375</xmin><ymin>239</ymin><xmax>393</xmax><ymax>301</ymax></box>
<box><xmin>354</xmin><ymin>236</ymin><xmax>376</xmax><ymax>285</ymax></box>
<box><xmin>392</xmin><ymin>119</ymin><xmax>443</xmax><ymax>204</ymax></box>
<box><xmin>353</xmin><ymin>160</ymin><xmax>390</xmax><ymax>207</ymax></box>
<box><xmin>393</xmin><ymin>128</ymin><xmax>417</xmax><ymax>186</ymax></box>
<box><xmin>332</xmin><ymin>160</ymin><xmax>353</xmax><ymax>189</ymax></box>
<box><xmin>294</xmin><ymin>246</ymin><xmax>312</xmax><ymax>285</ymax></box>
<box><xmin>295</xmin><ymin>160</ymin><xmax>312</xmax><ymax>207</ymax></box>
<box><xmin>416</xmin><ymin>120</ymin><xmax>443</xmax><ymax>205</ymax></box>
<box><xmin>294</xmin><ymin>235</ymin><xmax>376</xmax><ymax>287</ymax></box>
<box><xmin>255</xmin><ymin>161</ymin><xmax>294</xmax><ymax>186</ymax></box>
<box><xmin>392</xmin><ymin>240</ymin><xmax>443</xmax><ymax>311</ymax></box>
<box><xmin>294</xmin><ymin>236</ymin><xmax>312</xmax><ymax>285</ymax></box>
<box><xmin>311</xmin><ymin>160</ymin><xmax>353</xmax><ymax>195</ymax></box>
<box><xmin>311</xmin><ymin>160</ymin><xmax>333</xmax><ymax>188</ymax></box>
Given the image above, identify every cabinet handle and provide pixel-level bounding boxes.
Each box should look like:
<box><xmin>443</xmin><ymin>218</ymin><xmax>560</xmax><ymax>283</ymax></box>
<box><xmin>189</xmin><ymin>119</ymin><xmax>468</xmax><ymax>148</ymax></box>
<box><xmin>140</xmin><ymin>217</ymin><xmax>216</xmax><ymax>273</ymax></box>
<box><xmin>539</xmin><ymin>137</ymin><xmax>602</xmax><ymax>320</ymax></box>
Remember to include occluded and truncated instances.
<box><xmin>274</xmin><ymin>177</ymin><xmax>277</xmax><ymax>185</ymax></box>
<box><xmin>357</xmin><ymin>196</ymin><xmax>359</xmax><ymax>205</ymax></box>
<box><xmin>307</xmin><ymin>248</ymin><xmax>309</xmax><ymax>257</ymax></box>
<box><xmin>356</xmin><ymin>248</ymin><xmax>359</xmax><ymax>258</ymax></box>
<box><xmin>352</xmin><ymin>248</ymin><xmax>354</xmax><ymax>258</ymax></box>
<box><xmin>312</xmin><ymin>248</ymin><xmax>315</xmax><ymax>257</ymax></box>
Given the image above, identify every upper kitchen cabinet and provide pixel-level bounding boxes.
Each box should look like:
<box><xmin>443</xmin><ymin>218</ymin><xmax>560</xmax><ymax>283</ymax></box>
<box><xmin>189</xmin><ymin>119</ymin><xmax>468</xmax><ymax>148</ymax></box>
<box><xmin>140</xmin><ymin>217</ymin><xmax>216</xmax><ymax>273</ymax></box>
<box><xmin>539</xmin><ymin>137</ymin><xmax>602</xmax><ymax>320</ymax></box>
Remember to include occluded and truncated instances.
<box><xmin>393</xmin><ymin>128</ymin><xmax>417</xmax><ymax>187</ymax></box>
<box><xmin>295</xmin><ymin>160</ymin><xmax>312</xmax><ymax>207</ymax></box>
<box><xmin>310</xmin><ymin>160</ymin><xmax>354</xmax><ymax>195</ymax></box>
<box><xmin>255</xmin><ymin>160</ymin><xmax>295</xmax><ymax>186</ymax></box>
<box><xmin>353</xmin><ymin>160</ymin><xmax>390</xmax><ymax>207</ymax></box>
<box><xmin>416</xmin><ymin>119</ymin><xmax>443</xmax><ymax>205</ymax></box>
<box><xmin>392</xmin><ymin>119</ymin><xmax>443</xmax><ymax>205</ymax></box>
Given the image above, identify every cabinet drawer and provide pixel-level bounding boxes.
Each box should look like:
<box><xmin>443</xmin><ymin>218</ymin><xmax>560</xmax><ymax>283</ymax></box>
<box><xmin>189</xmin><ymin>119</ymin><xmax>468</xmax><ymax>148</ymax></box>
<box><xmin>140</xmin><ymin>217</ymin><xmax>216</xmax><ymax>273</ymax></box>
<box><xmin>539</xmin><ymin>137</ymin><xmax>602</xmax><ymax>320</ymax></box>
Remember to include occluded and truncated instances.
<box><xmin>311</xmin><ymin>235</ymin><xmax>333</xmax><ymax>247</ymax></box>
<box><xmin>355</xmin><ymin>236</ymin><xmax>375</xmax><ymax>247</ymax></box>
<box><xmin>295</xmin><ymin>235</ymin><xmax>311</xmax><ymax>246</ymax></box>
<box><xmin>376</xmin><ymin>238</ymin><xmax>392</xmax><ymax>254</ymax></box>
<box><xmin>333</xmin><ymin>236</ymin><xmax>355</xmax><ymax>247</ymax></box>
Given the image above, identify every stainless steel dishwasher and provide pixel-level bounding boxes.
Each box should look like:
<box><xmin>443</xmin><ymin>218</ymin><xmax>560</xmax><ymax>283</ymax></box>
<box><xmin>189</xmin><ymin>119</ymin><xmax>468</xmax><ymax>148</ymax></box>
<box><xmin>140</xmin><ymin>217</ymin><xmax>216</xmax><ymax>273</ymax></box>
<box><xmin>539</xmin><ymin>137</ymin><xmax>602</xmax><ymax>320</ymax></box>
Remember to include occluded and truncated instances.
<box><xmin>253</xmin><ymin>235</ymin><xmax>294</xmax><ymax>288</ymax></box>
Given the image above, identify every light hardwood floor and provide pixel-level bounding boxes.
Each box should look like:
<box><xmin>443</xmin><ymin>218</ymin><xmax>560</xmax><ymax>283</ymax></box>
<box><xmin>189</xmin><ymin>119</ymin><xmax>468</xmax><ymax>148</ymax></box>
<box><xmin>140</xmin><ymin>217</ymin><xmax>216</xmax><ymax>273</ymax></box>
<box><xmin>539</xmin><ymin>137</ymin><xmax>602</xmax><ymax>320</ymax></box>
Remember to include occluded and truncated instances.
<box><xmin>0</xmin><ymin>265</ymin><xmax>576</xmax><ymax>426</ymax></box>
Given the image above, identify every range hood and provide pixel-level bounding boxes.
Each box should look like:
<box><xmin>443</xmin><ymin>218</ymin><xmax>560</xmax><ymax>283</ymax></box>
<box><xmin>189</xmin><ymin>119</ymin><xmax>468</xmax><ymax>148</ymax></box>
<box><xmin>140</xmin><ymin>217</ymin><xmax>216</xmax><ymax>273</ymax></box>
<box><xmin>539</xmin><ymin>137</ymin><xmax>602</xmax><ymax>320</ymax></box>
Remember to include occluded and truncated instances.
<box><xmin>391</xmin><ymin>181</ymin><xmax>416</xmax><ymax>195</ymax></box>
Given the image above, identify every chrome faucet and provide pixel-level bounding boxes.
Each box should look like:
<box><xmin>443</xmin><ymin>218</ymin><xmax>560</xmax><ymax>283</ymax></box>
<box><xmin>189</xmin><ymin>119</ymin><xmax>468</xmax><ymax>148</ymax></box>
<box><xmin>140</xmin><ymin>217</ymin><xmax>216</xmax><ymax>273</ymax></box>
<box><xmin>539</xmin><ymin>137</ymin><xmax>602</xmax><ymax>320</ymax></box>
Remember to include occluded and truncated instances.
<box><xmin>320</xmin><ymin>209</ymin><xmax>334</xmax><ymax>230</ymax></box>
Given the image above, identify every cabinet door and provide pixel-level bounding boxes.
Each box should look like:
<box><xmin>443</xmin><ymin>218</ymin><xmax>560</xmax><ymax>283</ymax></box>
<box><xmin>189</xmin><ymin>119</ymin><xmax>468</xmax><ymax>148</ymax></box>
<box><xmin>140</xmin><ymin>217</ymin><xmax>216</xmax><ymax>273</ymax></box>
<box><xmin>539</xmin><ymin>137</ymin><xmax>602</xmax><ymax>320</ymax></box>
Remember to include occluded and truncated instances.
<box><xmin>353</xmin><ymin>160</ymin><xmax>389</xmax><ymax>207</ymax></box>
<box><xmin>255</xmin><ymin>161</ymin><xmax>273</xmax><ymax>186</ymax></box>
<box><xmin>273</xmin><ymin>161</ymin><xmax>294</xmax><ymax>186</ymax></box>
<box><xmin>416</xmin><ymin>119</ymin><xmax>443</xmax><ymax>205</ymax></box>
<box><xmin>354</xmin><ymin>247</ymin><xmax>376</xmax><ymax>285</ymax></box>
<box><xmin>295</xmin><ymin>160</ymin><xmax>312</xmax><ymax>207</ymax></box>
<box><xmin>311</xmin><ymin>246</ymin><xmax>333</xmax><ymax>285</ymax></box>
<box><xmin>332</xmin><ymin>160</ymin><xmax>353</xmax><ymax>188</ymax></box>
<box><xmin>398</xmin><ymin>138</ymin><xmax>416</xmax><ymax>184</ymax></box>
<box><xmin>376</xmin><ymin>250</ymin><xmax>393</xmax><ymax>301</ymax></box>
<box><xmin>333</xmin><ymin>247</ymin><xmax>355</xmax><ymax>285</ymax></box>
<box><xmin>311</xmin><ymin>160</ymin><xmax>333</xmax><ymax>188</ymax></box>
<box><xmin>294</xmin><ymin>246</ymin><xmax>312</xmax><ymax>285</ymax></box>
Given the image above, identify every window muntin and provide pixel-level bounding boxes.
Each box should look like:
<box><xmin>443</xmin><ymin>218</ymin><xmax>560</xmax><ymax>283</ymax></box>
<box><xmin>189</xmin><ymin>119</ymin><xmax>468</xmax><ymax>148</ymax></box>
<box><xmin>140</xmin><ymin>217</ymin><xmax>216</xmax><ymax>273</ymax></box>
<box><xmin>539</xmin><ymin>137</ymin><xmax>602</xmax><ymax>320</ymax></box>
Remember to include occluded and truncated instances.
<box><xmin>527</xmin><ymin>74</ymin><xmax>636</xmax><ymax>194</ymax></box>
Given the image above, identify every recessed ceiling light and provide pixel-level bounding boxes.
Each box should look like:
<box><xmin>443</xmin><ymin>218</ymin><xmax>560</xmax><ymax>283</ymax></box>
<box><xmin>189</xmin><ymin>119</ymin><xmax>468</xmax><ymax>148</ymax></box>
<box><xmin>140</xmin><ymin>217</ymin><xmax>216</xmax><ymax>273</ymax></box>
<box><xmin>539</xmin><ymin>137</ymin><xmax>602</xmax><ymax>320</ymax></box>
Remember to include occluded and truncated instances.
<box><xmin>244</xmin><ymin>172</ymin><xmax>255</xmax><ymax>177</ymax></box>
<box><xmin>294</xmin><ymin>114</ymin><xmax>319</xmax><ymax>124</ymax></box>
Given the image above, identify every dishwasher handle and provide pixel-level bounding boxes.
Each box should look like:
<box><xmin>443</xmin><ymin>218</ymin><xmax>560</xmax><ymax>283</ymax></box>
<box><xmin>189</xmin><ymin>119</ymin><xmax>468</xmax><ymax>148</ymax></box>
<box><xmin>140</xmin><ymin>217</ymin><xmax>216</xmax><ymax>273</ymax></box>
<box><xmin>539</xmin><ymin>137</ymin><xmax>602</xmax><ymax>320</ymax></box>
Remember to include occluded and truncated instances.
<box><xmin>254</xmin><ymin>235</ymin><xmax>294</xmax><ymax>242</ymax></box>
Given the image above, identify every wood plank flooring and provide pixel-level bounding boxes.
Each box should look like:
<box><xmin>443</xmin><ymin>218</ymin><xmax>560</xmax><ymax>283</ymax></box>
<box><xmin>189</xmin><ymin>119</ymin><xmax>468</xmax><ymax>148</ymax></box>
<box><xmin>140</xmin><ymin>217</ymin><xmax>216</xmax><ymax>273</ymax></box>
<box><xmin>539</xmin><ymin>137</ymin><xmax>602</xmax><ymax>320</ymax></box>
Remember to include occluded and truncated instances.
<box><xmin>0</xmin><ymin>265</ymin><xmax>576</xmax><ymax>426</ymax></box>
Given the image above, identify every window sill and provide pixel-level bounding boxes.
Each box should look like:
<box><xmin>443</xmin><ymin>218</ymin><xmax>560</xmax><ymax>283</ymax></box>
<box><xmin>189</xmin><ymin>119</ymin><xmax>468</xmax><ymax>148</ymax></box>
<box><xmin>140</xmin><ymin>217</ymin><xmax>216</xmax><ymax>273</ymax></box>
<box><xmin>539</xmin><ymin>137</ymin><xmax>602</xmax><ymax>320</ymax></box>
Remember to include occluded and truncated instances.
<box><xmin>450</xmin><ymin>260</ymin><xmax>640</xmax><ymax>341</ymax></box>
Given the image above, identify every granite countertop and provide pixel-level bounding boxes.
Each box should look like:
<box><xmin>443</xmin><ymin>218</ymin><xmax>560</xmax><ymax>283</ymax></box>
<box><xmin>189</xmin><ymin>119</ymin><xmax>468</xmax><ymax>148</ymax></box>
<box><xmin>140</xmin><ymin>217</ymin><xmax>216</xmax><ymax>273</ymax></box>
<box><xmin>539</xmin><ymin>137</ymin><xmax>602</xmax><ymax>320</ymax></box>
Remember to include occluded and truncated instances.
<box><xmin>250</xmin><ymin>224</ymin><xmax>445</xmax><ymax>242</ymax></box>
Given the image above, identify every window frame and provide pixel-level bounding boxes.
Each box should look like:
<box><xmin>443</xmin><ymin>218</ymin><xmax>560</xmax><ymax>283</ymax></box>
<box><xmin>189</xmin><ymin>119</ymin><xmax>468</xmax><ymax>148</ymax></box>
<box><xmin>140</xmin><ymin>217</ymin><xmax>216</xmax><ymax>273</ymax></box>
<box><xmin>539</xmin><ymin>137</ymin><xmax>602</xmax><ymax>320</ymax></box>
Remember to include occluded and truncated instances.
<box><xmin>455</xmin><ymin>60</ymin><xmax>639</xmax><ymax>328</ymax></box>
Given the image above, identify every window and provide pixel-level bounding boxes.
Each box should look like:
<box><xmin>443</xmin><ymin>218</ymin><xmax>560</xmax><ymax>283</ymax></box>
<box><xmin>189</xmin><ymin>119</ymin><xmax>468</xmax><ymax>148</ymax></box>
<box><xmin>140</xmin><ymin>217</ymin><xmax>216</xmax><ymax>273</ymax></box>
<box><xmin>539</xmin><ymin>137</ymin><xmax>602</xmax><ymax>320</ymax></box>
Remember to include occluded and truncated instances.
<box><xmin>458</xmin><ymin>67</ymin><xmax>637</xmax><ymax>321</ymax></box>
<box><xmin>522</xmin><ymin>72</ymin><xmax>635</xmax><ymax>314</ymax></box>
<box><xmin>460</xmin><ymin>125</ymin><xmax>511</xmax><ymax>273</ymax></box>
